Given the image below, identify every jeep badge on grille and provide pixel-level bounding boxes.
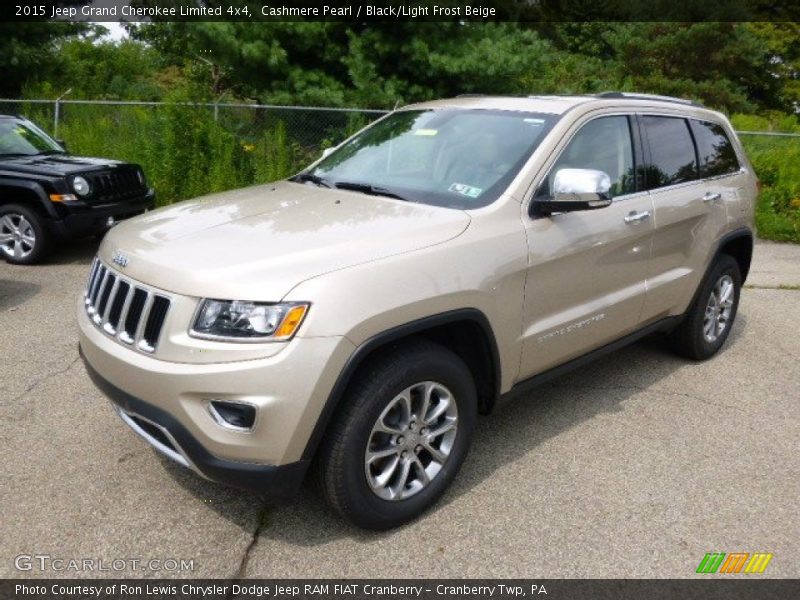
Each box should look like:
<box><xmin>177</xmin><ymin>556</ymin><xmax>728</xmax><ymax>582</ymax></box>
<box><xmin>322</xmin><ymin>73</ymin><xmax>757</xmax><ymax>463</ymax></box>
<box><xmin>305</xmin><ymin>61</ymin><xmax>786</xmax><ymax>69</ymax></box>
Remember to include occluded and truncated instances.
<box><xmin>112</xmin><ymin>251</ymin><xmax>129</xmax><ymax>268</ymax></box>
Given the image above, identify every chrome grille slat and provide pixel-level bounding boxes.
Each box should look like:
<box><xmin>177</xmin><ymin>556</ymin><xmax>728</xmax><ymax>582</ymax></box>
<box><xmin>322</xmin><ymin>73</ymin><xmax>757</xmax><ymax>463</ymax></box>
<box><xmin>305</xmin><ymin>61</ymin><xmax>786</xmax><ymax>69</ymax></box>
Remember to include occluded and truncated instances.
<box><xmin>114</xmin><ymin>284</ymin><xmax>135</xmax><ymax>338</ymax></box>
<box><xmin>91</xmin><ymin>270</ymin><xmax>112</xmax><ymax>323</ymax></box>
<box><xmin>84</xmin><ymin>259</ymin><xmax>100</xmax><ymax>300</ymax></box>
<box><xmin>83</xmin><ymin>257</ymin><xmax>171</xmax><ymax>354</ymax></box>
<box><xmin>96</xmin><ymin>273</ymin><xmax>116</xmax><ymax>319</ymax></box>
<box><xmin>101</xmin><ymin>277</ymin><xmax>121</xmax><ymax>328</ymax></box>
<box><xmin>121</xmin><ymin>288</ymin><xmax>148</xmax><ymax>345</ymax></box>
<box><xmin>142</xmin><ymin>295</ymin><xmax>170</xmax><ymax>351</ymax></box>
<box><xmin>104</xmin><ymin>280</ymin><xmax>130</xmax><ymax>335</ymax></box>
<box><xmin>134</xmin><ymin>293</ymin><xmax>155</xmax><ymax>351</ymax></box>
<box><xmin>88</xmin><ymin>264</ymin><xmax>107</xmax><ymax>312</ymax></box>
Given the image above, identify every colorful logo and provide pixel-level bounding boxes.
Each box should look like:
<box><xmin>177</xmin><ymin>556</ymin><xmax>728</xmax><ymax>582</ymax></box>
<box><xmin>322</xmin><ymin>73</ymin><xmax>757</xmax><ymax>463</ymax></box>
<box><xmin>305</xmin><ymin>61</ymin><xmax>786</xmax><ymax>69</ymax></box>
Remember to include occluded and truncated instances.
<box><xmin>696</xmin><ymin>552</ymin><xmax>773</xmax><ymax>574</ymax></box>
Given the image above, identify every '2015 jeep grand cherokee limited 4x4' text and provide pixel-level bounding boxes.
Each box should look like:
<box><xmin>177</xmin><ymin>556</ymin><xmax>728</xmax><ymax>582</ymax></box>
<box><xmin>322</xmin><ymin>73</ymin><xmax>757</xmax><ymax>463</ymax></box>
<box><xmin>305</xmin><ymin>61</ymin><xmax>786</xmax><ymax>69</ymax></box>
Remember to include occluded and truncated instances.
<box><xmin>78</xmin><ymin>93</ymin><xmax>756</xmax><ymax>529</ymax></box>
<box><xmin>0</xmin><ymin>114</ymin><xmax>154</xmax><ymax>264</ymax></box>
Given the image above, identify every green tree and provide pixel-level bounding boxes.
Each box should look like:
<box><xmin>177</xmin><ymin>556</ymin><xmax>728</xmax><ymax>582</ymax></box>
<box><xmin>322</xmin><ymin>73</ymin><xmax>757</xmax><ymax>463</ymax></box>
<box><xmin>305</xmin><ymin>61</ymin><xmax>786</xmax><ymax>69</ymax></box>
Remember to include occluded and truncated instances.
<box><xmin>744</xmin><ymin>22</ymin><xmax>800</xmax><ymax>111</ymax></box>
<box><xmin>129</xmin><ymin>19</ymin><xmax>799</xmax><ymax>114</ymax></box>
<box><xmin>23</xmin><ymin>38</ymin><xmax>167</xmax><ymax>100</ymax></box>
<box><xmin>0</xmin><ymin>22</ymin><xmax>91</xmax><ymax>97</ymax></box>
<box><xmin>131</xmin><ymin>21</ymin><xmax>571</xmax><ymax>107</ymax></box>
<box><xmin>599</xmin><ymin>23</ymin><xmax>776</xmax><ymax>111</ymax></box>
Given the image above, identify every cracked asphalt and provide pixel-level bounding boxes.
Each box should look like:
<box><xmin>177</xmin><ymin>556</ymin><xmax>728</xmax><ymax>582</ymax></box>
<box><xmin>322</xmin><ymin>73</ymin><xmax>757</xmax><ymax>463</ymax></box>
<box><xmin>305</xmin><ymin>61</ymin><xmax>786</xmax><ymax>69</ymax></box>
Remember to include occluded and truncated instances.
<box><xmin>1</xmin><ymin>239</ymin><xmax>798</xmax><ymax>579</ymax></box>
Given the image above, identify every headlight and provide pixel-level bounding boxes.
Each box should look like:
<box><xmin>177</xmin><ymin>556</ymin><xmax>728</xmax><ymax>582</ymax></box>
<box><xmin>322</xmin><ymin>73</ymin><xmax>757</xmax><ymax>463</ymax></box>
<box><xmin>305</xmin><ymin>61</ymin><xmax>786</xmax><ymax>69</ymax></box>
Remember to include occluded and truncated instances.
<box><xmin>72</xmin><ymin>175</ymin><xmax>91</xmax><ymax>196</ymax></box>
<box><xmin>190</xmin><ymin>300</ymin><xmax>309</xmax><ymax>342</ymax></box>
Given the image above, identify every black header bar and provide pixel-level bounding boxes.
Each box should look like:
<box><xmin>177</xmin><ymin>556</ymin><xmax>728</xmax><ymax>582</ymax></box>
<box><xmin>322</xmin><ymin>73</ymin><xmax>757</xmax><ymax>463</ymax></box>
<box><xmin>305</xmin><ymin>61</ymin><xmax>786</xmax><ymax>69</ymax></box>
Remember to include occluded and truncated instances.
<box><xmin>2</xmin><ymin>579</ymin><xmax>799</xmax><ymax>600</ymax></box>
<box><xmin>2</xmin><ymin>0</ymin><xmax>800</xmax><ymax>23</ymax></box>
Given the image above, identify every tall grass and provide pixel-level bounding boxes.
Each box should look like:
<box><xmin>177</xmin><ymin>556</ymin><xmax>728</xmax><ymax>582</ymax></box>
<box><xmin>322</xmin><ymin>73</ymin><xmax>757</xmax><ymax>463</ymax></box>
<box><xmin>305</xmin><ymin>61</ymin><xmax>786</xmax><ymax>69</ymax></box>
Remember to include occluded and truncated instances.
<box><xmin>733</xmin><ymin>114</ymin><xmax>800</xmax><ymax>243</ymax></box>
<box><xmin>19</xmin><ymin>100</ymin><xmax>323</xmax><ymax>207</ymax></box>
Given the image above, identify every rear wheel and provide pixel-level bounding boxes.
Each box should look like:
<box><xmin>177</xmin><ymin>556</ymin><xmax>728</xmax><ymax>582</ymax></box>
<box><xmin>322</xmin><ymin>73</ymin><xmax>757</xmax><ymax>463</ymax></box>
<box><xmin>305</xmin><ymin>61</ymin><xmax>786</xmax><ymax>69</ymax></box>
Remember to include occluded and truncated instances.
<box><xmin>669</xmin><ymin>254</ymin><xmax>741</xmax><ymax>360</ymax></box>
<box><xmin>0</xmin><ymin>204</ymin><xmax>51</xmax><ymax>265</ymax></box>
<box><xmin>320</xmin><ymin>339</ymin><xmax>477</xmax><ymax>530</ymax></box>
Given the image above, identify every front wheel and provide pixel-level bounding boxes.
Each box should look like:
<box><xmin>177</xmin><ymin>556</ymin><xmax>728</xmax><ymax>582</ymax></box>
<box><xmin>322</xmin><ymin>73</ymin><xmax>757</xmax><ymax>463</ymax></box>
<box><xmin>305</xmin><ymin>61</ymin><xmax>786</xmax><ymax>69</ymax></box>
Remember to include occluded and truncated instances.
<box><xmin>669</xmin><ymin>254</ymin><xmax>742</xmax><ymax>360</ymax></box>
<box><xmin>0</xmin><ymin>204</ymin><xmax>51</xmax><ymax>265</ymax></box>
<box><xmin>320</xmin><ymin>339</ymin><xmax>477</xmax><ymax>530</ymax></box>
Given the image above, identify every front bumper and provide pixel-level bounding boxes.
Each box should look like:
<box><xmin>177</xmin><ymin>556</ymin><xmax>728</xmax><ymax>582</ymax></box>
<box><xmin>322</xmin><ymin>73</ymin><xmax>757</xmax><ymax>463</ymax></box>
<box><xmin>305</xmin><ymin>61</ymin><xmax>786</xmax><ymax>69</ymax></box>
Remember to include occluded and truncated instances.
<box><xmin>81</xmin><ymin>353</ymin><xmax>308</xmax><ymax>500</ymax></box>
<box><xmin>49</xmin><ymin>190</ymin><xmax>156</xmax><ymax>239</ymax></box>
<box><xmin>78</xmin><ymin>292</ymin><xmax>355</xmax><ymax>498</ymax></box>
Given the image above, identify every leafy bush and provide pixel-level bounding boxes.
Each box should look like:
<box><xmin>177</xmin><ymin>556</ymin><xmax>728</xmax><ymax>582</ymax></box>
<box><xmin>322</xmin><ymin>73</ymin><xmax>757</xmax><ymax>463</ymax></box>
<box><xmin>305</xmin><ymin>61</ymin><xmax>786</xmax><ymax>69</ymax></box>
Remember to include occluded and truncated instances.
<box><xmin>733</xmin><ymin>114</ymin><xmax>800</xmax><ymax>243</ymax></box>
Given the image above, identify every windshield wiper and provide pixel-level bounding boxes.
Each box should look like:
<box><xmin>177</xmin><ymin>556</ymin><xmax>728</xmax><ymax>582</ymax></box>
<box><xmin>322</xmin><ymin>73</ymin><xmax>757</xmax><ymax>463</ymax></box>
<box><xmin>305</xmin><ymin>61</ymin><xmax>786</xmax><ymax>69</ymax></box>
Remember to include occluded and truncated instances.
<box><xmin>291</xmin><ymin>172</ymin><xmax>332</xmax><ymax>188</ymax></box>
<box><xmin>333</xmin><ymin>181</ymin><xmax>409</xmax><ymax>201</ymax></box>
<box><xmin>37</xmin><ymin>149</ymin><xmax>66</xmax><ymax>155</ymax></box>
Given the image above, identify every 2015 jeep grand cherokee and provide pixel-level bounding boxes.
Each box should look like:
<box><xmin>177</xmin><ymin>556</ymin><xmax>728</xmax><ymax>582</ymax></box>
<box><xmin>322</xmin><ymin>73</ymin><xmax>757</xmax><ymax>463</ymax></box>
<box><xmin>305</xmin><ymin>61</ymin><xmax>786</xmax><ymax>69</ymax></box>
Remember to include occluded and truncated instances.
<box><xmin>78</xmin><ymin>93</ymin><xmax>756</xmax><ymax>529</ymax></box>
<box><xmin>0</xmin><ymin>115</ymin><xmax>154</xmax><ymax>264</ymax></box>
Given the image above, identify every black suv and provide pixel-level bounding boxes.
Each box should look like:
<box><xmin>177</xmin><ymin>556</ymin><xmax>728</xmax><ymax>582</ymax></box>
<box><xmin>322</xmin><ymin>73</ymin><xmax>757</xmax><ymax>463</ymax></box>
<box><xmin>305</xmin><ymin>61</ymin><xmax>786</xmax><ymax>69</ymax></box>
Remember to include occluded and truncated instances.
<box><xmin>0</xmin><ymin>115</ymin><xmax>154</xmax><ymax>264</ymax></box>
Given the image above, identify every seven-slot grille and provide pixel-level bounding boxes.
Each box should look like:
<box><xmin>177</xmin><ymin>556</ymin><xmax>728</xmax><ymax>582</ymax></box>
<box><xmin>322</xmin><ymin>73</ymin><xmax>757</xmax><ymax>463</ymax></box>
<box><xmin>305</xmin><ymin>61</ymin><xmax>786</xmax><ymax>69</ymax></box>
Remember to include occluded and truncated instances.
<box><xmin>84</xmin><ymin>168</ymin><xmax>146</xmax><ymax>205</ymax></box>
<box><xmin>84</xmin><ymin>257</ymin><xmax>171</xmax><ymax>353</ymax></box>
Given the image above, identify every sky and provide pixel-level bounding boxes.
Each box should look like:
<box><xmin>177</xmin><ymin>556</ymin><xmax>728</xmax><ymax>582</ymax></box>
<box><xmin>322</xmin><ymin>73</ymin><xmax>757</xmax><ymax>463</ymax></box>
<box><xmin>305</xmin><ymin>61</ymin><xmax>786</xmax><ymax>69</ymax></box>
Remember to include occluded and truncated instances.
<box><xmin>86</xmin><ymin>0</ymin><xmax>131</xmax><ymax>41</ymax></box>
<box><xmin>97</xmin><ymin>21</ymin><xmax>128</xmax><ymax>41</ymax></box>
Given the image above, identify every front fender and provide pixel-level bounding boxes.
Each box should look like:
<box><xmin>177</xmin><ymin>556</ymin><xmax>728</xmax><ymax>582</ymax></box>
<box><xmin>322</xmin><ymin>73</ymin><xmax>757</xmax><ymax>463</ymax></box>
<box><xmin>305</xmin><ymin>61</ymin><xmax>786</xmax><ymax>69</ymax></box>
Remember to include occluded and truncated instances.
<box><xmin>0</xmin><ymin>178</ymin><xmax>58</xmax><ymax>218</ymax></box>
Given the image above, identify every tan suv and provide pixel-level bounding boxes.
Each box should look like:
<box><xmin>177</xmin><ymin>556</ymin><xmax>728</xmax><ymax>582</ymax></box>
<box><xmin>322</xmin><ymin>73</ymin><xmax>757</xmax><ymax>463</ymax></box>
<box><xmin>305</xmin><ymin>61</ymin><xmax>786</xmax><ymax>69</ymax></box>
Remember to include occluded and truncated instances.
<box><xmin>78</xmin><ymin>93</ymin><xmax>756</xmax><ymax>529</ymax></box>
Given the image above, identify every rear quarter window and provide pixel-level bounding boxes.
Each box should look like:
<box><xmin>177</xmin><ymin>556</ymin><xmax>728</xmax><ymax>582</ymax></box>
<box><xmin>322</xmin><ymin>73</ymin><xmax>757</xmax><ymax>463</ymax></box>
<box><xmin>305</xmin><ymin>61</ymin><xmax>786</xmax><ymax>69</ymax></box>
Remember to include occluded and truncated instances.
<box><xmin>642</xmin><ymin>116</ymin><xmax>698</xmax><ymax>189</ymax></box>
<box><xmin>690</xmin><ymin>120</ymin><xmax>740</xmax><ymax>177</ymax></box>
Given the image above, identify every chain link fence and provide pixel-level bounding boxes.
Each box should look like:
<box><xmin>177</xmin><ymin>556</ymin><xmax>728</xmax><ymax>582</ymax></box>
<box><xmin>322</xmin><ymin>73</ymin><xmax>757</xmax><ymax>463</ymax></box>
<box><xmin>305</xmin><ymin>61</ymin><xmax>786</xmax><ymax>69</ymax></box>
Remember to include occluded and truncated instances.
<box><xmin>0</xmin><ymin>98</ymin><xmax>388</xmax><ymax>206</ymax></box>
<box><xmin>0</xmin><ymin>99</ymin><xmax>798</xmax><ymax>240</ymax></box>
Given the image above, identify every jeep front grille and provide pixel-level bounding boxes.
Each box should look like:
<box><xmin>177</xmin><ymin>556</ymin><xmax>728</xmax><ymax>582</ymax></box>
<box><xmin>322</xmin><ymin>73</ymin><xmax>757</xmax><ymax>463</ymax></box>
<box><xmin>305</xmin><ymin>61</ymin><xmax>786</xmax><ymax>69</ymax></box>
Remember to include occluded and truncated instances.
<box><xmin>84</xmin><ymin>257</ymin><xmax>171</xmax><ymax>353</ymax></box>
<box><xmin>85</xmin><ymin>168</ymin><xmax>146</xmax><ymax>205</ymax></box>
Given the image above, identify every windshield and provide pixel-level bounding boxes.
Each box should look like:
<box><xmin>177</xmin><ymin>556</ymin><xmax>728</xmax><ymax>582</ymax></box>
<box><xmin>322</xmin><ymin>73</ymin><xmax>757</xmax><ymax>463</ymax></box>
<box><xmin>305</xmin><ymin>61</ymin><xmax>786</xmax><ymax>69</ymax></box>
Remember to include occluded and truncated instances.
<box><xmin>302</xmin><ymin>109</ymin><xmax>557</xmax><ymax>208</ymax></box>
<box><xmin>0</xmin><ymin>119</ymin><xmax>64</xmax><ymax>157</ymax></box>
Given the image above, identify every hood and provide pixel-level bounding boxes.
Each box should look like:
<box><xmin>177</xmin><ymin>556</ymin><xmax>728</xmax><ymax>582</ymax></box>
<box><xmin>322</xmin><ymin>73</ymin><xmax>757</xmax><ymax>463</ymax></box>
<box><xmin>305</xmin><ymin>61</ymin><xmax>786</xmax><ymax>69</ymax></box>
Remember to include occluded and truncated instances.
<box><xmin>99</xmin><ymin>181</ymin><xmax>471</xmax><ymax>300</ymax></box>
<box><xmin>0</xmin><ymin>153</ymin><xmax>125</xmax><ymax>177</ymax></box>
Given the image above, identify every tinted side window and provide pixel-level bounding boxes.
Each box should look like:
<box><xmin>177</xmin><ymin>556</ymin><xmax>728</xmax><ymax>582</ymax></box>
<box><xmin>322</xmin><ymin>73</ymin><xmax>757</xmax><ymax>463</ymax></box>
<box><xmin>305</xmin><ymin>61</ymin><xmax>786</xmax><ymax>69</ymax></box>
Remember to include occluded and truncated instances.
<box><xmin>642</xmin><ymin>116</ymin><xmax>698</xmax><ymax>188</ymax></box>
<box><xmin>691</xmin><ymin>120</ymin><xmax>740</xmax><ymax>177</ymax></box>
<box><xmin>537</xmin><ymin>115</ymin><xmax>635</xmax><ymax>199</ymax></box>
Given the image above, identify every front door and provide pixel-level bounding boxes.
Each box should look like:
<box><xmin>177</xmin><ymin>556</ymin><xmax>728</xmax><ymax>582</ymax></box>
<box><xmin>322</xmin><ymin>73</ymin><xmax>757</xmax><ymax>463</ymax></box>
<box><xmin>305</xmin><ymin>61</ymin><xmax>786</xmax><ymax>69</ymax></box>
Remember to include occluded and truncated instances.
<box><xmin>519</xmin><ymin>114</ymin><xmax>654</xmax><ymax>379</ymax></box>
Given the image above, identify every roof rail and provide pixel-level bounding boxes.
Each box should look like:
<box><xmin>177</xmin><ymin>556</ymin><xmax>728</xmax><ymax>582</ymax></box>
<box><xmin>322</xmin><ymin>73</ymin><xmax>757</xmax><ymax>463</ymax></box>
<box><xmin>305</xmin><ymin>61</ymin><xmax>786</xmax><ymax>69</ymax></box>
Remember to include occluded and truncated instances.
<box><xmin>595</xmin><ymin>92</ymin><xmax>705</xmax><ymax>108</ymax></box>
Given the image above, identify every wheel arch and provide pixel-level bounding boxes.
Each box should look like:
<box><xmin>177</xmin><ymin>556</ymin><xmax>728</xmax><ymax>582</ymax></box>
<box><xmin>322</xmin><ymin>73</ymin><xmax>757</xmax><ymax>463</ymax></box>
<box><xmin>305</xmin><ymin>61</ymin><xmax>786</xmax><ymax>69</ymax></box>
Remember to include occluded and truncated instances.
<box><xmin>301</xmin><ymin>308</ymin><xmax>501</xmax><ymax>461</ymax></box>
<box><xmin>0</xmin><ymin>178</ymin><xmax>58</xmax><ymax>218</ymax></box>
<box><xmin>716</xmin><ymin>228</ymin><xmax>753</xmax><ymax>283</ymax></box>
<box><xmin>678</xmin><ymin>227</ymin><xmax>753</xmax><ymax>321</ymax></box>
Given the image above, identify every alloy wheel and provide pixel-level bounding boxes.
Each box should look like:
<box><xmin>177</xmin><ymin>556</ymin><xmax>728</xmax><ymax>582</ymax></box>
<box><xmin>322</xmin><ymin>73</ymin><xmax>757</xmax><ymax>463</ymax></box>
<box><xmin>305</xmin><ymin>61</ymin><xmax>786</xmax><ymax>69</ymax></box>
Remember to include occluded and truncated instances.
<box><xmin>365</xmin><ymin>381</ymin><xmax>458</xmax><ymax>501</ymax></box>
<box><xmin>703</xmin><ymin>274</ymin><xmax>735</xmax><ymax>343</ymax></box>
<box><xmin>0</xmin><ymin>213</ymin><xmax>37</xmax><ymax>260</ymax></box>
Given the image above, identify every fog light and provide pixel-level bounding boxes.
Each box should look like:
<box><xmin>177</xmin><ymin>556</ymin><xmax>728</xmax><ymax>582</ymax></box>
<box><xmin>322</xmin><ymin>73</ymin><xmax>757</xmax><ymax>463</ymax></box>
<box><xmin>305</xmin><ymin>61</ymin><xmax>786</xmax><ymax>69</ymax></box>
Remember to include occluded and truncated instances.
<box><xmin>208</xmin><ymin>400</ymin><xmax>256</xmax><ymax>431</ymax></box>
<box><xmin>106</xmin><ymin>216</ymin><xmax>116</xmax><ymax>228</ymax></box>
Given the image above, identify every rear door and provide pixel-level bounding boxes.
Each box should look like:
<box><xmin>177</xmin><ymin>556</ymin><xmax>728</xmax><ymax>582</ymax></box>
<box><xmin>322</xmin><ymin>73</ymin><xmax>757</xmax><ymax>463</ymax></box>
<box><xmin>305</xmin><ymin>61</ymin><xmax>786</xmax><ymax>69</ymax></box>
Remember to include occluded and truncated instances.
<box><xmin>638</xmin><ymin>115</ymin><xmax>730</xmax><ymax>321</ymax></box>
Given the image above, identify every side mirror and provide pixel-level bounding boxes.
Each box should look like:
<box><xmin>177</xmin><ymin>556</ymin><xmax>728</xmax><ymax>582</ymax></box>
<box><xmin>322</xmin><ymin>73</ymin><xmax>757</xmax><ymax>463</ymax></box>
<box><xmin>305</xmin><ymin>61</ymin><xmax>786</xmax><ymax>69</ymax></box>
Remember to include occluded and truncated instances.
<box><xmin>321</xmin><ymin>147</ymin><xmax>335</xmax><ymax>159</ymax></box>
<box><xmin>533</xmin><ymin>168</ymin><xmax>613</xmax><ymax>215</ymax></box>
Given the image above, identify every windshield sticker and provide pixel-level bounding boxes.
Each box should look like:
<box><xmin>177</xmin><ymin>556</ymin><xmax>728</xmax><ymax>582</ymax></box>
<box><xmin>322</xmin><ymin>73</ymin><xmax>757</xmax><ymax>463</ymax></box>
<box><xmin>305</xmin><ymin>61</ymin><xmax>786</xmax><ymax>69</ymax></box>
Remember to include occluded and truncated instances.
<box><xmin>524</xmin><ymin>118</ymin><xmax>546</xmax><ymax>125</ymax></box>
<box><xmin>449</xmin><ymin>182</ymin><xmax>483</xmax><ymax>198</ymax></box>
<box><xmin>413</xmin><ymin>128</ymin><xmax>438</xmax><ymax>136</ymax></box>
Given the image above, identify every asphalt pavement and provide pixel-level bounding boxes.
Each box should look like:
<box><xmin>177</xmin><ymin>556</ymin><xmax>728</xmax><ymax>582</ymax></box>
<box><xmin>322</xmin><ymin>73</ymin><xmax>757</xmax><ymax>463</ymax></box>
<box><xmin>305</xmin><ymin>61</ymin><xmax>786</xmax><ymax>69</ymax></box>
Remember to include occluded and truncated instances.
<box><xmin>1</xmin><ymin>238</ymin><xmax>797</xmax><ymax>579</ymax></box>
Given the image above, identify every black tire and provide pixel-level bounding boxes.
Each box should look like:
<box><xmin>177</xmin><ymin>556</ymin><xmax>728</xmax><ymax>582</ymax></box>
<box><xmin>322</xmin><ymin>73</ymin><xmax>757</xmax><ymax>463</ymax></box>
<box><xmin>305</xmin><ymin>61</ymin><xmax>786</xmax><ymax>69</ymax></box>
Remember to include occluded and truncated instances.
<box><xmin>319</xmin><ymin>338</ymin><xmax>477</xmax><ymax>530</ymax></box>
<box><xmin>0</xmin><ymin>204</ymin><xmax>51</xmax><ymax>265</ymax></box>
<box><xmin>669</xmin><ymin>254</ymin><xmax>742</xmax><ymax>360</ymax></box>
